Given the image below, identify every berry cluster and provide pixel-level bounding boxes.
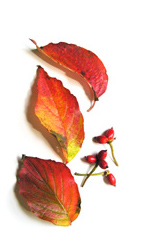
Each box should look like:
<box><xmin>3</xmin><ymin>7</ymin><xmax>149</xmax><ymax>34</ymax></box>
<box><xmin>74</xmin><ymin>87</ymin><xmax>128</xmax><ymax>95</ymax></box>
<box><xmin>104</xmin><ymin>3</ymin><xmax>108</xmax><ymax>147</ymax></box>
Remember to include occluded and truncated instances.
<box><xmin>75</xmin><ymin>127</ymin><xmax>118</xmax><ymax>187</ymax></box>
<box><xmin>95</xmin><ymin>127</ymin><xmax>114</xmax><ymax>143</ymax></box>
<box><xmin>94</xmin><ymin>127</ymin><xmax>118</xmax><ymax>166</ymax></box>
<box><xmin>85</xmin><ymin>150</ymin><xmax>108</xmax><ymax>169</ymax></box>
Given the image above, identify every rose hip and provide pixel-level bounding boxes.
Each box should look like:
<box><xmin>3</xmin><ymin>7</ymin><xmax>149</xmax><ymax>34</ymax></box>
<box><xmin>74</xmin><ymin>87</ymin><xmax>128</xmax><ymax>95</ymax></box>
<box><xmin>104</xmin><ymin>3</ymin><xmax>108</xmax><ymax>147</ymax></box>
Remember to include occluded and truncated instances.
<box><xmin>85</xmin><ymin>155</ymin><xmax>97</xmax><ymax>163</ymax></box>
<box><xmin>106</xmin><ymin>173</ymin><xmax>116</xmax><ymax>186</ymax></box>
<box><xmin>95</xmin><ymin>135</ymin><xmax>108</xmax><ymax>144</ymax></box>
<box><xmin>105</xmin><ymin>127</ymin><xmax>114</xmax><ymax>141</ymax></box>
<box><xmin>97</xmin><ymin>150</ymin><xmax>107</xmax><ymax>160</ymax></box>
<box><xmin>98</xmin><ymin>159</ymin><xmax>108</xmax><ymax>169</ymax></box>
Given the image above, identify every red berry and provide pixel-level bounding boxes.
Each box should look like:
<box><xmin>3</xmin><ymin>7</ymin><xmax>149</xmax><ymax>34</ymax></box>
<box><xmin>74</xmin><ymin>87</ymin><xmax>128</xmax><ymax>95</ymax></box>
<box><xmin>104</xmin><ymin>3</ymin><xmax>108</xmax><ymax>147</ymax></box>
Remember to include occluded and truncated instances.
<box><xmin>98</xmin><ymin>159</ymin><xmax>108</xmax><ymax>169</ymax></box>
<box><xmin>85</xmin><ymin>155</ymin><xmax>97</xmax><ymax>163</ymax></box>
<box><xmin>96</xmin><ymin>135</ymin><xmax>108</xmax><ymax>144</ymax></box>
<box><xmin>97</xmin><ymin>150</ymin><xmax>107</xmax><ymax>160</ymax></box>
<box><xmin>105</xmin><ymin>127</ymin><xmax>114</xmax><ymax>141</ymax></box>
<box><xmin>106</xmin><ymin>173</ymin><xmax>116</xmax><ymax>186</ymax></box>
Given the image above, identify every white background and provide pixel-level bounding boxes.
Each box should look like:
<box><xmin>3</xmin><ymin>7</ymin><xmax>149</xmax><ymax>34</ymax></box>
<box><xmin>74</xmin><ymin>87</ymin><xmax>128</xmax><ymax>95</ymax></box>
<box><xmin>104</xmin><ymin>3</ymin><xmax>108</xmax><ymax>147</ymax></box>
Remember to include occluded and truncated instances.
<box><xmin>1</xmin><ymin>0</ymin><xmax>150</xmax><ymax>251</ymax></box>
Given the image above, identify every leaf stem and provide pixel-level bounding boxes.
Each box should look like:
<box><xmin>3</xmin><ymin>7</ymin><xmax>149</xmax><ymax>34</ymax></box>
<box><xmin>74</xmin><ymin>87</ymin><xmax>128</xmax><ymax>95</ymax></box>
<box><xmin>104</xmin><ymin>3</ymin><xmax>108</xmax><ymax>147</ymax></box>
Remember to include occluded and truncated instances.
<box><xmin>87</xmin><ymin>99</ymin><xmax>96</xmax><ymax>112</ymax></box>
<box><xmin>87</xmin><ymin>89</ymin><xmax>98</xmax><ymax>112</ymax></box>
<box><xmin>108</xmin><ymin>141</ymin><xmax>118</xmax><ymax>166</ymax></box>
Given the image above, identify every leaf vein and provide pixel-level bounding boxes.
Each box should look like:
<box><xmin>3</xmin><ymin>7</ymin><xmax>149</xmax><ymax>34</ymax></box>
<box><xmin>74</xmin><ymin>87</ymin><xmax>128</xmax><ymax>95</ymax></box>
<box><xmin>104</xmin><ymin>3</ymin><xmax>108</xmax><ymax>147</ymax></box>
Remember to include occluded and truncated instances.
<box><xmin>32</xmin><ymin>201</ymin><xmax>67</xmax><ymax>216</ymax></box>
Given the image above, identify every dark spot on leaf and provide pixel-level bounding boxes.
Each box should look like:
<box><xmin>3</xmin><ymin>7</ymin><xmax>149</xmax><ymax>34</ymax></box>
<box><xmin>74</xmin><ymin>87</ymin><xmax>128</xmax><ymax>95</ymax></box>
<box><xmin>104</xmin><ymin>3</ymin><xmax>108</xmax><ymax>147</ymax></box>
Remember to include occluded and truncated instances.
<box><xmin>81</xmin><ymin>71</ymin><xmax>86</xmax><ymax>76</ymax></box>
<box><xmin>76</xmin><ymin>199</ymin><xmax>81</xmax><ymax>213</ymax></box>
<box><xmin>51</xmin><ymin>130</ymin><xmax>67</xmax><ymax>151</ymax></box>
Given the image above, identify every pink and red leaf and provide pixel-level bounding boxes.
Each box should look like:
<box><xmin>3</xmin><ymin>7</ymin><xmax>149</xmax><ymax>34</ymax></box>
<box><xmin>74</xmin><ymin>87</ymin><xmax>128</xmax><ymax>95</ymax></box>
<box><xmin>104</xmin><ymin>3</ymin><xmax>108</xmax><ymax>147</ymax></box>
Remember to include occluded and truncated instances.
<box><xmin>18</xmin><ymin>156</ymin><xmax>81</xmax><ymax>226</ymax></box>
<box><xmin>31</xmin><ymin>39</ymin><xmax>108</xmax><ymax>111</ymax></box>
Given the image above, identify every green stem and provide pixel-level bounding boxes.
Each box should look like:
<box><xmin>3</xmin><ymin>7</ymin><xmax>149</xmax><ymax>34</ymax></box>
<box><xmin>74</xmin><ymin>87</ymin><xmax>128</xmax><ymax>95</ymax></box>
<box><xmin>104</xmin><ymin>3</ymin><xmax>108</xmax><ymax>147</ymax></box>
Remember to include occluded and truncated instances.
<box><xmin>75</xmin><ymin>170</ymin><xmax>110</xmax><ymax>177</ymax></box>
<box><xmin>80</xmin><ymin>163</ymin><xmax>98</xmax><ymax>187</ymax></box>
<box><xmin>108</xmin><ymin>141</ymin><xmax>118</xmax><ymax>166</ymax></box>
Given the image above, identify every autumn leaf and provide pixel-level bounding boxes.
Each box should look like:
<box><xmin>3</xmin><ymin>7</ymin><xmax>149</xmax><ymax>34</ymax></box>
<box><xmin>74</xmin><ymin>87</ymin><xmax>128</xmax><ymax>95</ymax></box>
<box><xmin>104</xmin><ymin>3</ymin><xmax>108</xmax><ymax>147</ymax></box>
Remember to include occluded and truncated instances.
<box><xmin>18</xmin><ymin>156</ymin><xmax>81</xmax><ymax>226</ymax></box>
<box><xmin>30</xmin><ymin>39</ymin><xmax>108</xmax><ymax>111</ymax></box>
<box><xmin>35</xmin><ymin>66</ymin><xmax>84</xmax><ymax>163</ymax></box>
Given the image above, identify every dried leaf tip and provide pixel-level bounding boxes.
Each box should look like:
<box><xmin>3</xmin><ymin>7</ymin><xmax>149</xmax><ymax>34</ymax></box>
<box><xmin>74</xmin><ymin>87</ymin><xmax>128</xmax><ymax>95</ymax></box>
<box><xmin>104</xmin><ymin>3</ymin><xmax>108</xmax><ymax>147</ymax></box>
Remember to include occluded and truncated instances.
<box><xmin>36</xmin><ymin>65</ymin><xmax>42</xmax><ymax>69</ymax></box>
<box><xmin>21</xmin><ymin>154</ymin><xmax>26</xmax><ymax>161</ymax></box>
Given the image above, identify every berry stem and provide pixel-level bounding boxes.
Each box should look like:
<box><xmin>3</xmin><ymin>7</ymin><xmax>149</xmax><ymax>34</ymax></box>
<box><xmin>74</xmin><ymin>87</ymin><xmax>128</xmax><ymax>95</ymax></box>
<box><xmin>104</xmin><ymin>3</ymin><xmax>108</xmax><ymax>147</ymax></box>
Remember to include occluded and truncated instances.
<box><xmin>108</xmin><ymin>141</ymin><xmax>118</xmax><ymax>166</ymax></box>
<box><xmin>80</xmin><ymin>163</ymin><xmax>98</xmax><ymax>187</ymax></box>
<box><xmin>74</xmin><ymin>170</ymin><xmax>110</xmax><ymax>177</ymax></box>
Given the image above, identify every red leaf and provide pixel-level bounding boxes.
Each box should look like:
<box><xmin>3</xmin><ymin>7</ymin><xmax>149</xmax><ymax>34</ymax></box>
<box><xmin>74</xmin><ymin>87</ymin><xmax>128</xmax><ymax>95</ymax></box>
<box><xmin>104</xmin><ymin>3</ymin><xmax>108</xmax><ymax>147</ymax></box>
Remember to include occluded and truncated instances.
<box><xmin>18</xmin><ymin>156</ymin><xmax>81</xmax><ymax>226</ymax></box>
<box><xmin>35</xmin><ymin>66</ymin><xmax>84</xmax><ymax>163</ymax></box>
<box><xmin>30</xmin><ymin>39</ymin><xmax>108</xmax><ymax>111</ymax></box>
